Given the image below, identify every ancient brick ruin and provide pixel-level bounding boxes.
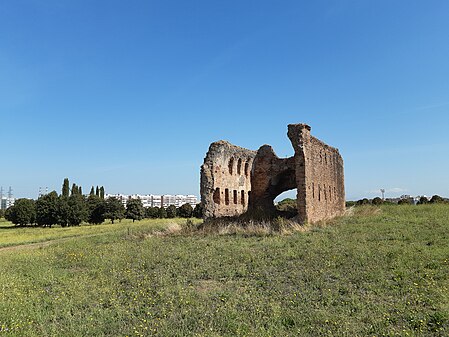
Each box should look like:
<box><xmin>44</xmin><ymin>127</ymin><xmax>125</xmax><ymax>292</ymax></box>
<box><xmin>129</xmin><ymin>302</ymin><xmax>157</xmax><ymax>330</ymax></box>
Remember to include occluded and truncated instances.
<box><xmin>200</xmin><ymin>124</ymin><xmax>345</xmax><ymax>224</ymax></box>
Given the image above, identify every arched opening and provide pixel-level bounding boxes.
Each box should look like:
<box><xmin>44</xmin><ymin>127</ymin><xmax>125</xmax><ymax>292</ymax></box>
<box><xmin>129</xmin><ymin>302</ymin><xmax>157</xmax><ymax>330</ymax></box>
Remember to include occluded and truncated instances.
<box><xmin>247</xmin><ymin>167</ymin><xmax>297</xmax><ymax>217</ymax></box>
<box><xmin>228</xmin><ymin>158</ymin><xmax>234</xmax><ymax>175</ymax></box>
<box><xmin>237</xmin><ymin>158</ymin><xmax>242</xmax><ymax>175</ymax></box>
<box><xmin>213</xmin><ymin>188</ymin><xmax>220</xmax><ymax>204</ymax></box>
<box><xmin>244</xmin><ymin>161</ymin><xmax>250</xmax><ymax>177</ymax></box>
<box><xmin>241</xmin><ymin>190</ymin><xmax>245</xmax><ymax>205</ymax></box>
<box><xmin>274</xmin><ymin>188</ymin><xmax>298</xmax><ymax>218</ymax></box>
<box><xmin>225</xmin><ymin>189</ymin><xmax>230</xmax><ymax>205</ymax></box>
<box><xmin>233</xmin><ymin>190</ymin><xmax>238</xmax><ymax>204</ymax></box>
<box><xmin>274</xmin><ymin>189</ymin><xmax>297</xmax><ymax>203</ymax></box>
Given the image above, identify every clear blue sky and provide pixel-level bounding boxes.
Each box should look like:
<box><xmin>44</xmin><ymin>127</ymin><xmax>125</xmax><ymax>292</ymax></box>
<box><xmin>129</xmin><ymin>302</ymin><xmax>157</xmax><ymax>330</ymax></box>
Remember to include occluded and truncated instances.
<box><xmin>1</xmin><ymin>0</ymin><xmax>448</xmax><ymax>200</ymax></box>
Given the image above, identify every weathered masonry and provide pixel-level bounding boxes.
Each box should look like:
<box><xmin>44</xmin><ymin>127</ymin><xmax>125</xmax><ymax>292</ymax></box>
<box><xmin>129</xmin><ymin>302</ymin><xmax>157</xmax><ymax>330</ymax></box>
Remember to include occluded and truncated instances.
<box><xmin>200</xmin><ymin>123</ymin><xmax>345</xmax><ymax>224</ymax></box>
<box><xmin>200</xmin><ymin>141</ymin><xmax>256</xmax><ymax>218</ymax></box>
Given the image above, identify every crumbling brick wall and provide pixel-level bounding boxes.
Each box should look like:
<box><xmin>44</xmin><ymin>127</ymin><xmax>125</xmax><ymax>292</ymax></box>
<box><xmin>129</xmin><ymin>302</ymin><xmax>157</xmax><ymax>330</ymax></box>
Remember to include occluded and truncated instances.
<box><xmin>287</xmin><ymin>124</ymin><xmax>345</xmax><ymax>223</ymax></box>
<box><xmin>200</xmin><ymin>141</ymin><xmax>256</xmax><ymax>218</ymax></box>
<box><xmin>200</xmin><ymin>124</ymin><xmax>345</xmax><ymax>223</ymax></box>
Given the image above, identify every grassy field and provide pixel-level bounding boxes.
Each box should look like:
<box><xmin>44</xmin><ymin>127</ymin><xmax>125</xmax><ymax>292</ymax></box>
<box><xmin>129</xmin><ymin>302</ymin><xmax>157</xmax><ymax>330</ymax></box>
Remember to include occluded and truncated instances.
<box><xmin>0</xmin><ymin>218</ymin><xmax>196</xmax><ymax>249</ymax></box>
<box><xmin>0</xmin><ymin>205</ymin><xmax>448</xmax><ymax>336</ymax></box>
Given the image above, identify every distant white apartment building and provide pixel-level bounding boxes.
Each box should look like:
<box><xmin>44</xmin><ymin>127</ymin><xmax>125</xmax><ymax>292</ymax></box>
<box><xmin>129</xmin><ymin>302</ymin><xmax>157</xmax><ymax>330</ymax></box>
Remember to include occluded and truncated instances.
<box><xmin>0</xmin><ymin>197</ymin><xmax>15</xmax><ymax>210</ymax></box>
<box><xmin>105</xmin><ymin>194</ymin><xmax>198</xmax><ymax>208</ymax></box>
<box><xmin>0</xmin><ymin>187</ymin><xmax>14</xmax><ymax>210</ymax></box>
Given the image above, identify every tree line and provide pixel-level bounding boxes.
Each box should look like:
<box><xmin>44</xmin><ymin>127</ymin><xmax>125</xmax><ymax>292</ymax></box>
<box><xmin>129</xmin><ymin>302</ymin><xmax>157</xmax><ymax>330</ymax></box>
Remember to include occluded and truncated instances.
<box><xmin>2</xmin><ymin>178</ymin><xmax>202</xmax><ymax>227</ymax></box>
<box><xmin>346</xmin><ymin>195</ymin><xmax>448</xmax><ymax>207</ymax></box>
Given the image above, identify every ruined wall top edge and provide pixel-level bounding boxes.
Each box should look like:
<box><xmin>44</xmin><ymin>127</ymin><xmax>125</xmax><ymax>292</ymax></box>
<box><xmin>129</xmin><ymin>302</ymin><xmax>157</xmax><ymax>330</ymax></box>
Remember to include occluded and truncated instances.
<box><xmin>287</xmin><ymin>123</ymin><xmax>342</xmax><ymax>157</ymax></box>
<box><xmin>308</xmin><ymin>135</ymin><xmax>343</xmax><ymax>158</ymax></box>
<box><xmin>203</xmin><ymin>140</ymin><xmax>257</xmax><ymax>163</ymax></box>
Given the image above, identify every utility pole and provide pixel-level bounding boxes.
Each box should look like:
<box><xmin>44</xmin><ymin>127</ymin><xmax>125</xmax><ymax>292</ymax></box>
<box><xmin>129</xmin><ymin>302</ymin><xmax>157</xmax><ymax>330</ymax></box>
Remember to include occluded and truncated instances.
<box><xmin>6</xmin><ymin>187</ymin><xmax>13</xmax><ymax>209</ymax></box>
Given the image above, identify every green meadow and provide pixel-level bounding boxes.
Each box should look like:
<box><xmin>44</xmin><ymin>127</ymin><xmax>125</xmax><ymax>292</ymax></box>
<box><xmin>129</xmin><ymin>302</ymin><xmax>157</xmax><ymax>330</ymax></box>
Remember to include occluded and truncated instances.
<box><xmin>0</xmin><ymin>205</ymin><xmax>448</xmax><ymax>336</ymax></box>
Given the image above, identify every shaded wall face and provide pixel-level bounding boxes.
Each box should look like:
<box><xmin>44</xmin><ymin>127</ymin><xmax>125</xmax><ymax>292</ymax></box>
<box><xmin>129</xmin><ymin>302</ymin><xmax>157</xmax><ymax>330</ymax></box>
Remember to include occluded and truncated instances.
<box><xmin>248</xmin><ymin>145</ymin><xmax>296</xmax><ymax>213</ymax></box>
<box><xmin>300</xmin><ymin>136</ymin><xmax>345</xmax><ymax>223</ymax></box>
<box><xmin>201</xmin><ymin>142</ymin><xmax>256</xmax><ymax>218</ymax></box>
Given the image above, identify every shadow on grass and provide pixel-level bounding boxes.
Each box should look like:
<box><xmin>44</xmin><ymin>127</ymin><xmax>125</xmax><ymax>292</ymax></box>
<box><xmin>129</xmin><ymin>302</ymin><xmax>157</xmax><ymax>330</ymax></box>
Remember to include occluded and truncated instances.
<box><xmin>0</xmin><ymin>224</ymin><xmax>31</xmax><ymax>230</ymax></box>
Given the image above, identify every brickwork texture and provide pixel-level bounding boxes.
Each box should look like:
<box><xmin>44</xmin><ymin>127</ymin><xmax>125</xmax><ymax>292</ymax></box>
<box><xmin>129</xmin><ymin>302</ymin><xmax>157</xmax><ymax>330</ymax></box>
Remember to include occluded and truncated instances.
<box><xmin>200</xmin><ymin>124</ymin><xmax>345</xmax><ymax>224</ymax></box>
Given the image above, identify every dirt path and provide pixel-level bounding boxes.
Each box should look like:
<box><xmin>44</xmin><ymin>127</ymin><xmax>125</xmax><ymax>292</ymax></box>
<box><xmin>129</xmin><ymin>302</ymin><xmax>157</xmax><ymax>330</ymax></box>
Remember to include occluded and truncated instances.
<box><xmin>0</xmin><ymin>233</ymin><xmax>105</xmax><ymax>253</ymax></box>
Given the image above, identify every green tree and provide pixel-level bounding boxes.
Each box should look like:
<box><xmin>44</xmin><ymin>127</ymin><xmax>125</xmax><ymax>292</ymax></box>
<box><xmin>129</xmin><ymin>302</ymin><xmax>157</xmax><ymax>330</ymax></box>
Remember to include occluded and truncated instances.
<box><xmin>57</xmin><ymin>196</ymin><xmax>70</xmax><ymax>227</ymax></box>
<box><xmin>100</xmin><ymin>186</ymin><xmax>105</xmax><ymax>199</ymax></box>
<box><xmin>276</xmin><ymin>198</ymin><xmax>297</xmax><ymax>212</ymax></box>
<box><xmin>4</xmin><ymin>207</ymin><xmax>13</xmax><ymax>222</ymax></box>
<box><xmin>96</xmin><ymin>186</ymin><xmax>100</xmax><ymax>197</ymax></box>
<box><xmin>158</xmin><ymin>207</ymin><xmax>167</xmax><ymax>219</ymax></box>
<box><xmin>90</xmin><ymin>186</ymin><xmax>95</xmax><ymax>196</ymax></box>
<box><xmin>126</xmin><ymin>199</ymin><xmax>145</xmax><ymax>222</ymax></box>
<box><xmin>62</xmin><ymin>178</ymin><xmax>70</xmax><ymax>198</ymax></box>
<box><xmin>36</xmin><ymin>191</ymin><xmax>60</xmax><ymax>227</ymax></box>
<box><xmin>5</xmin><ymin>199</ymin><xmax>36</xmax><ymax>226</ymax></box>
<box><xmin>192</xmin><ymin>203</ymin><xmax>203</xmax><ymax>218</ymax></box>
<box><xmin>417</xmin><ymin>196</ymin><xmax>429</xmax><ymax>205</ymax></box>
<box><xmin>79</xmin><ymin>186</ymin><xmax>83</xmax><ymax>195</ymax></box>
<box><xmin>67</xmin><ymin>194</ymin><xmax>87</xmax><ymax>226</ymax></box>
<box><xmin>372</xmin><ymin>197</ymin><xmax>383</xmax><ymax>205</ymax></box>
<box><xmin>87</xmin><ymin>194</ymin><xmax>105</xmax><ymax>224</ymax></box>
<box><xmin>177</xmin><ymin>203</ymin><xmax>193</xmax><ymax>218</ymax></box>
<box><xmin>430</xmin><ymin>195</ymin><xmax>445</xmax><ymax>204</ymax></box>
<box><xmin>145</xmin><ymin>207</ymin><xmax>159</xmax><ymax>219</ymax></box>
<box><xmin>104</xmin><ymin>197</ymin><xmax>125</xmax><ymax>224</ymax></box>
<box><xmin>0</xmin><ymin>209</ymin><xmax>5</xmax><ymax>219</ymax></box>
<box><xmin>71</xmin><ymin>183</ymin><xmax>79</xmax><ymax>196</ymax></box>
<box><xmin>398</xmin><ymin>198</ymin><xmax>413</xmax><ymax>205</ymax></box>
<box><xmin>356</xmin><ymin>198</ymin><xmax>370</xmax><ymax>206</ymax></box>
<box><xmin>166</xmin><ymin>205</ymin><xmax>177</xmax><ymax>218</ymax></box>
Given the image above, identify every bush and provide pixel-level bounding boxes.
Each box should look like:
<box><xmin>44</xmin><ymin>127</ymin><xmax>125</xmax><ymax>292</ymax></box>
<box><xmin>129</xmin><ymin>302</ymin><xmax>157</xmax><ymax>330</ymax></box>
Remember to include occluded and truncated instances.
<box><xmin>372</xmin><ymin>197</ymin><xmax>383</xmax><ymax>205</ymax></box>
<box><xmin>356</xmin><ymin>198</ymin><xmax>370</xmax><ymax>206</ymax></box>
<box><xmin>177</xmin><ymin>203</ymin><xmax>193</xmax><ymax>218</ymax></box>
<box><xmin>417</xmin><ymin>196</ymin><xmax>429</xmax><ymax>205</ymax></box>
<box><xmin>5</xmin><ymin>199</ymin><xmax>36</xmax><ymax>226</ymax></box>
<box><xmin>145</xmin><ymin>207</ymin><xmax>159</xmax><ymax>219</ymax></box>
<box><xmin>398</xmin><ymin>198</ymin><xmax>413</xmax><ymax>205</ymax></box>
<box><xmin>166</xmin><ymin>205</ymin><xmax>177</xmax><ymax>218</ymax></box>
<box><xmin>158</xmin><ymin>207</ymin><xmax>167</xmax><ymax>219</ymax></box>
<box><xmin>182</xmin><ymin>219</ymin><xmax>197</xmax><ymax>232</ymax></box>
<box><xmin>430</xmin><ymin>195</ymin><xmax>445</xmax><ymax>204</ymax></box>
<box><xmin>192</xmin><ymin>203</ymin><xmax>203</xmax><ymax>218</ymax></box>
<box><xmin>276</xmin><ymin>198</ymin><xmax>297</xmax><ymax>212</ymax></box>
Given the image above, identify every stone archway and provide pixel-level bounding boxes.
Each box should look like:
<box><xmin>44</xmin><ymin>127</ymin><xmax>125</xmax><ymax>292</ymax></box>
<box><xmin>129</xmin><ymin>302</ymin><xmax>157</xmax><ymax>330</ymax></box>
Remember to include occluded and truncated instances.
<box><xmin>247</xmin><ymin>145</ymin><xmax>296</xmax><ymax>215</ymax></box>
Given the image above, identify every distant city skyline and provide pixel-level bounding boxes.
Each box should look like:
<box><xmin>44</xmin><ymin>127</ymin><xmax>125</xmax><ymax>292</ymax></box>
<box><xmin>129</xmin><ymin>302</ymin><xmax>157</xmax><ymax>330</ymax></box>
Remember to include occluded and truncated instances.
<box><xmin>105</xmin><ymin>193</ymin><xmax>198</xmax><ymax>209</ymax></box>
<box><xmin>1</xmin><ymin>1</ymin><xmax>448</xmax><ymax>201</ymax></box>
